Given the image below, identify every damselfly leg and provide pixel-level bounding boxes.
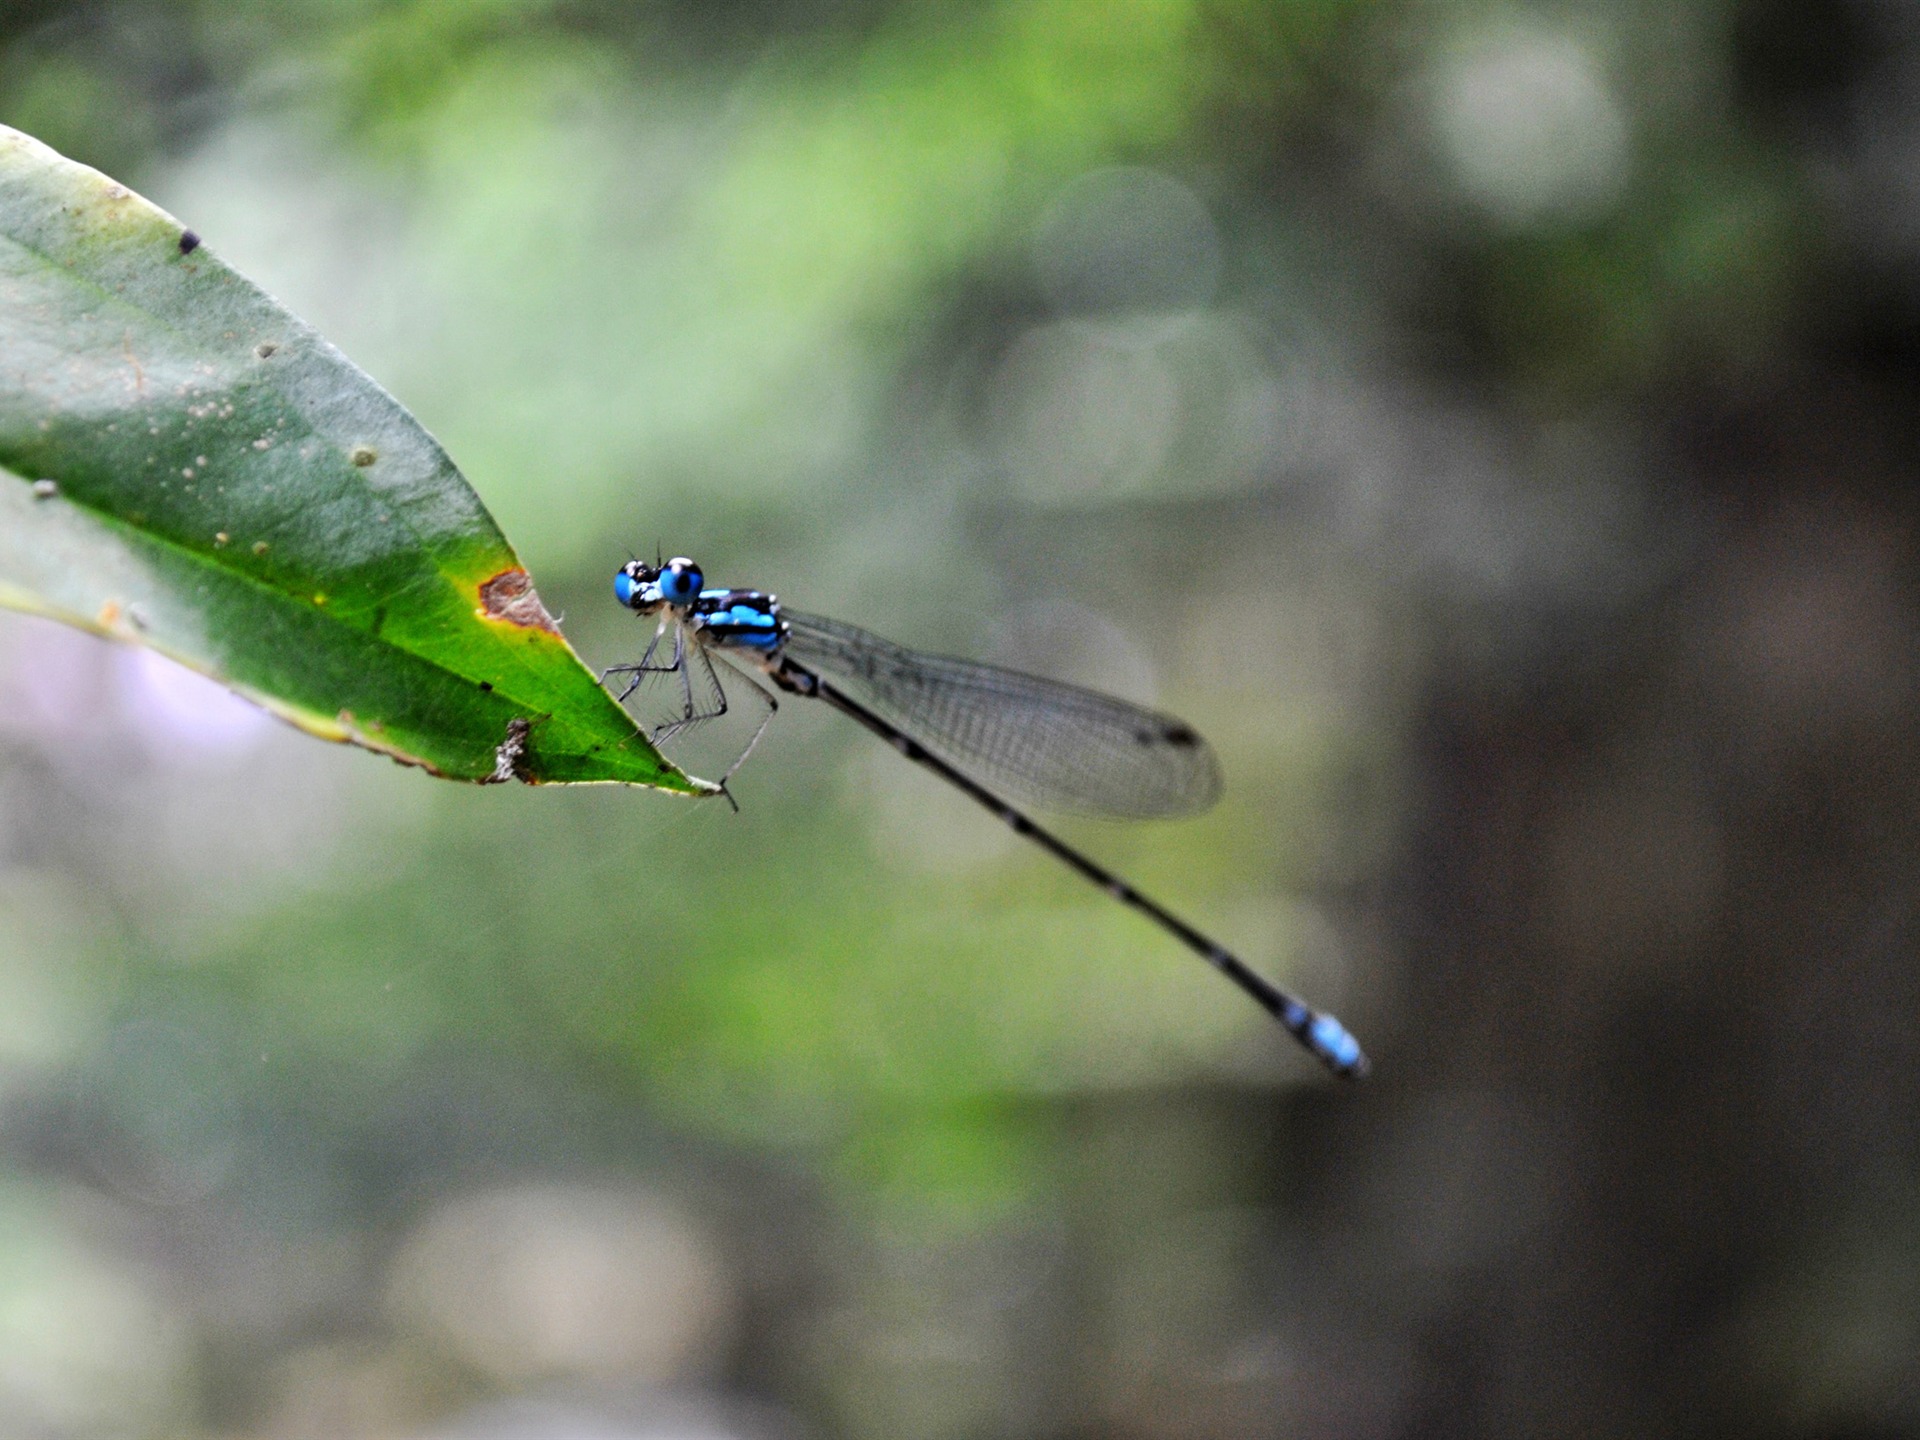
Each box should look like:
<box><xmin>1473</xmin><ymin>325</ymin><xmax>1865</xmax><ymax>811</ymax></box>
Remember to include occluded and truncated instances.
<box><xmin>704</xmin><ymin>649</ymin><xmax>782</xmax><ymax>786</ymax></box>
<box><xmin>647</xmin><ymin>632</ymin><xmax>731</xmax><ymax>747</ymax></box>
<box><xmin>606</xmin><ymin>612</ymin><xmax>780</xmax><ymax>790</ymax></box>
<box><xmin>599</xmin><ymin>615</ymin><xmax>683</xmax><ymax>703</ymax></box>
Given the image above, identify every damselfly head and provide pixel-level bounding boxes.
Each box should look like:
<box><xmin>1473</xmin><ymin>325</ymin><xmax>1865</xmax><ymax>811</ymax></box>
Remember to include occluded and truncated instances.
<box><xmin>613</xmin><ymin>556</ymin><xmax>704</xmax><ymax>613</ymax></box>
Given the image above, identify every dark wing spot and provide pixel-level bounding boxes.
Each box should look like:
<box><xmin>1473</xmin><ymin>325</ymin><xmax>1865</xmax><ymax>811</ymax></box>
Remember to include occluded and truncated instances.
<box><xmin>178</xmin><ymin>230</ymin><xmax>200</xmax><ymax>255</ymax></box>
<box><xmin>1161</xmin><ymin>723</ymin><xmax>1200</xmax><ymax>748</ymax></box>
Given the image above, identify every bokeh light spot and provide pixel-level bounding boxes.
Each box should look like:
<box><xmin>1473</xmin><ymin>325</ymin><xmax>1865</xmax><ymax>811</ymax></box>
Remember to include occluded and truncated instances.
<box><xmin>1430</xmin><ymin>27</ymin><xmax>1630</xmax><ymax>227</ymax></box>
<box><xmin>387</xmin><ymin>1184</ymin><xmax>735</xmax><ymax>1387</ymax></box>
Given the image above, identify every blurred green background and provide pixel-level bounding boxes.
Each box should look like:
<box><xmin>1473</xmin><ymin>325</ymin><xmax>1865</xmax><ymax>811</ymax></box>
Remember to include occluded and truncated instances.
<box><xmin>3</xmin><ymin>0</ymin><xmax>1919</xmax><ymax>1436</ymax></box>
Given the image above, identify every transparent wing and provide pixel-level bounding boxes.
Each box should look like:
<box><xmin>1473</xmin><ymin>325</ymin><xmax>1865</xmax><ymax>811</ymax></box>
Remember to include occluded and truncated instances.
<box><xmin>782</xmin><ymin>609</ymin><xmax>1221</xmax><ymax>819</ymax></box>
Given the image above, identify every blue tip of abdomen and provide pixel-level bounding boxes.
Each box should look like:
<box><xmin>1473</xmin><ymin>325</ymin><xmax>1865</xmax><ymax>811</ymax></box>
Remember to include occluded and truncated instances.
<box><xmin>1274</xmin><ymin>997</ymin><xmax>1370</xmax><ymax>1079</ymax></box>
<box><xmin>1310</xmin><ymin>1014</ymin><xmax>1369</xmax><ymax>1079</ymax></box>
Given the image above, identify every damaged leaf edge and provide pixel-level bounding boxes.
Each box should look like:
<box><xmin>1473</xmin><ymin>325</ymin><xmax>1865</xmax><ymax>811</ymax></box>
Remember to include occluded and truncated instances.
<box><xmin>0</xmin><ymin>578</ymin><xmax>721</xmax><ymax>796</ymax></box>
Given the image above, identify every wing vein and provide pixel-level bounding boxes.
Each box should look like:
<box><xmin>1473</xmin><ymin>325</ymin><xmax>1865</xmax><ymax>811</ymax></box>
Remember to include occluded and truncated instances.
<box><xmin>782</xmin><ymin>609</ymin><xmax>1220</xmax><ymax>819</ymax></box>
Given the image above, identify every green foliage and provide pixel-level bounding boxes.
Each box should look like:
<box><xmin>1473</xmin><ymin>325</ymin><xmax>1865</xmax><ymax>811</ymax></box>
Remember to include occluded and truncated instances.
<box><xmin>0</xmin><ymin>125</ymin><xmax>703</xmax><ymax>792</ymax></box>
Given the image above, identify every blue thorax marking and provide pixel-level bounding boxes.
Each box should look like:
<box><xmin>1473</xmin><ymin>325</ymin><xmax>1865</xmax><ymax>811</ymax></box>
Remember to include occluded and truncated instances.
<box><xmin>695</xmin><ymin>588</ymin><xmax>784</xmax><ymax>651</ymax></box>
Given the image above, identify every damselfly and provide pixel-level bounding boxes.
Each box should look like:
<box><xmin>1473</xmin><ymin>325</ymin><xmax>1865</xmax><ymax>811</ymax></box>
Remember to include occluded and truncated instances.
<box><xmin>605</xmin><ymin>556</ymin><xmax>1369</xmax><ymax>1079</ymax></box>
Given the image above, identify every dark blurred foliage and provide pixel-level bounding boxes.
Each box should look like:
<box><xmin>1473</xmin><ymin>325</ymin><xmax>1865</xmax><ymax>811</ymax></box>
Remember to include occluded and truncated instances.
<box><xmin>4</xmin><ymin>0</ymin><xmax>1920</xmax><ymax>1437</ymax></box>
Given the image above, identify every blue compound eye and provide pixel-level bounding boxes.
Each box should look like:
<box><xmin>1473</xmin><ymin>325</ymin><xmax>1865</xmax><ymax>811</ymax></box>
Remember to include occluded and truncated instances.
<box><xmin>613</xmin><ymin>568</ymin><xmax>638</xmax><ymax>607</ymax></box>
<box><xmin>660</xmin><ymin>557</ymin><xmax>704</xmax><ymax>604</ymax></box>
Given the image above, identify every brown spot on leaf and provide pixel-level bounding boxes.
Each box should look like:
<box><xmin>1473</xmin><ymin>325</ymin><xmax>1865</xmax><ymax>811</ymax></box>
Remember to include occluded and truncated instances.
<box><xmin>348</xmin><ymin>445</ymin><xmax>377</xmax><ymax>467</ymax></box>
<box><xmin>477</xmin><ymin>569</ymin><xmax>560</xmax><ymax>634</ymax></box>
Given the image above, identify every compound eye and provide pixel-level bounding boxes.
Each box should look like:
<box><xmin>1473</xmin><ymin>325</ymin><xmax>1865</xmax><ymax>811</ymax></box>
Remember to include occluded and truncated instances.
<box><xmin>660</xmin><ymin>557</ymin><xmax>704</xmax><ymax>604</ymax></box>
<box><xmin>613</xmin><ymin>568</ymin><xmax>637</xmax><ymax>607</ymax></box>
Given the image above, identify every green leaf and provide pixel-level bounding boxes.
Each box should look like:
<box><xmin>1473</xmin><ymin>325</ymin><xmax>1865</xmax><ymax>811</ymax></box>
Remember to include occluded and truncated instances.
<box><xmin>0</xmin><ymin>125</ymin><xmax>708</xmax><ymax>794</ymax></box>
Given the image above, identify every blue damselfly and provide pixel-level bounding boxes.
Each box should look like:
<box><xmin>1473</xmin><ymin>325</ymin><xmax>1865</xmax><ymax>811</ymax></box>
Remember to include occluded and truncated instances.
<box><xmin>606</xmin><ymin>556</ymin><xmax>1369</xmax><ymax>1079</ymax></box>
